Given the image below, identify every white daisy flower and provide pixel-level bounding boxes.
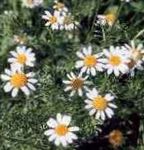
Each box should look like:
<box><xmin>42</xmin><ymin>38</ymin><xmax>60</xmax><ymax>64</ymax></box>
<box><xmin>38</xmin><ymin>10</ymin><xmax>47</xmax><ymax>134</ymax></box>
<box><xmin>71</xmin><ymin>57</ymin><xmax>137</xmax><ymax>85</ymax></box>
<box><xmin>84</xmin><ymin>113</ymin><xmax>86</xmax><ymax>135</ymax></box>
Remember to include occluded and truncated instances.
<box><xmin>44</xmin><ymin>113</ymin><xmax>79</xmax><ymax>147</ymax></box>
<box><xmin>85</xmin><ymin>88</ymin><xmax>117</xmax><ymax>120</ymax></box>
<box><xmin>42</xmin><ymin>10</ymin><xmax>64</xmax><ymax>30</ymax></box>
<box><xmin>1</xmin><ymin>67</ymin><xmax>37</xmax><ymax>97</ymax></box>
<box><xmin>63</xmin><ymin>13</ymin><xmax>78</xmax><ymax>31</ymax></box>
<box><xmin>123</xmin><ymin>40</ymin><xmax>144</xmax><ymax>76</ymax></box>
<box><xmin>8</xmin><ymin>46</ymin><xmax>36</xmax><ymax>69</ymax></box>
<box><xmin>97</xmin><ymin>13</ymin><xmax>117</xmax><ymax>26</ymax></box>
<box><xmin>53</xmin><ymin>0</ymin><xmax>68</xmax><ymax>13</ymax></box>
<box><xmin>102</xmin><ymin>46</ymin><xmax>130</xmax><ymax>76</ymax></box>
<box><xmin>63</xmin><ymin>72</ymin><xmax>90</xmax><ymax>97</ymax></box>
<box><xmin>75</xmin><ymin>46</ymin><xmax>105</xmax><ymax>76</ymax></box>
<box><xmin>22</xmin><ymin>0</ymin><xmax>43</xmax><ymax>8</ymax></box>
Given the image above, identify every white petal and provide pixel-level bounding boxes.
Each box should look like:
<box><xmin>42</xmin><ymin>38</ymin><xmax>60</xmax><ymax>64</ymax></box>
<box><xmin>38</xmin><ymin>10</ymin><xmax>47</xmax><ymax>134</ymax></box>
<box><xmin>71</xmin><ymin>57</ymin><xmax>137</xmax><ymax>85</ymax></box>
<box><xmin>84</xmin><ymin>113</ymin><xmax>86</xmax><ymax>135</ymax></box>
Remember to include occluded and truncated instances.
<box><xmin>75</xmin><ymin>61</ymin><xmax>84</xmax><ymax>68</ymax></box>
<box><xmin>10</xmin><ymin>51</ymin><xmax>18</xmax><ymax>57</ymax></box>
<box><xmin>54</xmin><ymin>138</ymin><xmax>60</xmax><ymax>146</ymax></box>
<box><xmin>91</xmin><ymin>68</ymin><xmax>96</xmax><ymax>76</ymax></box>
<box><xmin>114</xmin><ymin>68</ymin><xmax>120</xmax><ymax>76</ymax></box>
<box><xmin>105</xmin><ymin>108</ymin><xmax>114</xmax><ymax>118</ymax></box>
<box><xmin>28</xmin><ymin>79</ymin><xmax>38</xmax><ymax>84</ymax></box>
<box><xmin>69</xmin><ymin>126</ymin><xmax>79</xmax><ymax>132</ymax></box>
<box><xmin>44</xmin><ymin>129</ymin><xmax>55</xmax><ymax>136</ymax></box>
<box><xmin>4</xmin><ymin>82</ymin><xmax>13</xmax><ymax>92</ymax></box>
<box><xmin>61</xmin><ymin>115</ymin><xmax>71</xmax><ymax>126</ymax></box>
<box><xmin>108</xmin><ymin>103</ymin><xmax>117</xmax><ymax>108</ymax></box>
<box><xmin>67</xmin><ymin>132</ymin><xmax>78</xmax><ymax>140</ymax></box>
<box><xmin>4</xmin><ymin>69</ymin><xmax>11</xmax><ymax>76</ymax></box>
<box><xmin>60</xmin><ymin>137</ymin><xmax>67</xmax><ymax>147</ymax></box>
<box><xmin>64</xmin><ymin>86</ymin><xmax>72</xmax><ymax>92</ymax></box>
<box><xmin>56</xmin><ymin>113</ymin><xmax>62</xmax><ymax>123</ymax></box>
<box><xmin>95</xmin><ymin>111</ymin><xmax>101</xmax><ymax>119</ymax></box>
<box><xmin>1</xmin><ymin>74</ymin><xmax>10</xmax><ymax>81</ymax></box>
<box><xmin>105</xmin><ymin>94</ymin><xmax>114</xmax><ymax>101</ymax></box>
<box><xmin>89</xmin><ymin>109</ymin><xmax>96</xmax><ymax>116</ymax></box>
<box><xmin>8</xmin><ymin>58</ymin><xmax>16</xmax><ymax>63</ymax></box>
<box><xmin>78</xmin><ymin>88</ymin><xmax>83</xmax><ymax>97</ymax></box>
<box><xmin>11</xmin><ymin>88</ymin><xmax>19</xmax><ymax>97</ymax></box>
<box><xmin>21</xmin><ymin>86</ymin><xmax>30</xmax><ymax>96</ymax></box>
<box><xmin>27</xmin><ymin>83</ymin><xmax>36</xmax><ymax>91</ymax></box>
<box><xmin>63</xmin><ymin>80</ymin><xmax>71</xmax><ymax>84</ymax></box>
<box><xmin>47</xmin><ymin>118</ymin><xmax>58</xmax><ymax>128</ymax></box>
<box><xmin>49</xmin><ymin>134</ymin><xmax>57</xmax><ymax>142</ymax></box>
<box><xmin>100</xmin><ymin>111</ymin><xmax>106</xmax><ymax>120</ymax></box>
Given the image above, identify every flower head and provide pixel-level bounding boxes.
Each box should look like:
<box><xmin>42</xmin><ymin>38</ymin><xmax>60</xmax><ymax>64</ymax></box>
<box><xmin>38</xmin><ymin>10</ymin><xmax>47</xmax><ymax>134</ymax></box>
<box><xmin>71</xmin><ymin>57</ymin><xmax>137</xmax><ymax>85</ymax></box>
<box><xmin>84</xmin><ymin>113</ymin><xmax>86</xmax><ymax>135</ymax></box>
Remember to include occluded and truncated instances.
<box><xmin>44</xmin><ymin>113</ymin><xmax>79</xmax><ymax>147</ymax></box>
<box><xmin>22</xmin><ymin>0</ymin><xmax>43</xmax><ymax>8</ymax></box>
<box><xmin>42</xmin><ymin>10</ymin><xmax>64</xmax><ymax>30</ymax></box>
<box><xmin>85</xmin><ymin>88</ymin><xmax>117</xmax><ymax>120</ymax></box>
<box><xmin>75</xmin><ymin>46</ymin><xmax>105</xmax><ymax>76</ymax></box>
<box><xmin>102</xmin><ymin>46</ymin><xmax>130</xmax><ymax>76</ymax></box>
<box><xmin>108</xmin><ymin>129</ymin><xmax>124</xmax><ymax>147</ymax></box>
<box><xmin>8</xmin><ymin>46</ymin><xmax>36</xmax><ymax>69</ymax></box>
<box><xmin>53</xmin><ymin>0</ymin><xmax>68</xmax><ymax>12</ymax></box>
<box><xmin>63</xmin><ymin>13</ymin><xmax>78</xmax><ymax>31</ymax></box>
<box><xmin>63</xmin><ymin>72</ymin><xmax>90</xmax><ymax>97</ymax></box>
<box><xmin>97</xmin><ymin>13</ymin><xmax>117</xmax><ymax>26</ymax></box>
<box><xmin>1</xmin><ymin>67</ymin><xmax>37</xmax><ymax>97</ymax></box>
<box><xmin>123</xmin><ymin>40</ymin><xmax>144</xmax><ymax>76</ymax></box>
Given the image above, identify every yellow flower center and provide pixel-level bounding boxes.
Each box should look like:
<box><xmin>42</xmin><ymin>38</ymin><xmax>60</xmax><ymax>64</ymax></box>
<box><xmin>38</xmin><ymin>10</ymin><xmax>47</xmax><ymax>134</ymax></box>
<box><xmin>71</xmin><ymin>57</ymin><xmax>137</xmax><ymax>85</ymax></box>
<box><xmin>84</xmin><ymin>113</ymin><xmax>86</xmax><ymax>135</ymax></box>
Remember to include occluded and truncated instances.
<box><xmin>92</xmin><ymin>95</ymin><xmax>107</xmax><ymax>110</ymax></box>
<box><xmin>71</xmin><ymin>78</ymin><xmax>84</xmax><ymax>90</ymax></box>
<box><xmin>132</xmin><ymin>49</ymin><xmax>143</xmax><ymax>61</ymax></box>
<box><xmin>10</xmin><ymin>73</ymin><xmax>28</xmax><ymax>88</ymax></box>
<box><xmin>84</xmin><ymin>55</ymin><xmax>97</xmax><ymax>67</ymax></box>
<box><xmin>17</xmin><ymin>54</ymin><xmax>27</xmax><ymax>64</ymax></box>
<box><xmin>55</xmin><ymin>2</ymin><xmax>65</xmax><ymax>9</ymax></box>
<box><xmin>105</xmin><ymin>14</ymin><xmax>116</xmax><ymax>25</ymax></box>
<box><xmin>49</xmin><ymin>16</ymin><xmax>57</xmax><ymax>24</ymax></box>
<box><xmin>55</xmin><ymin>124</ymin><xmax>68</xmax><ymax>136</ymax></box>
<box><xmin>109</xmin><ymin>55</ymin><xmax>121</xmax><ymax>66</ymax></box>
<box><xmin>109</xmin><ymin>130</ymin><xmax>123</xmax><ymax>147</ymax></box>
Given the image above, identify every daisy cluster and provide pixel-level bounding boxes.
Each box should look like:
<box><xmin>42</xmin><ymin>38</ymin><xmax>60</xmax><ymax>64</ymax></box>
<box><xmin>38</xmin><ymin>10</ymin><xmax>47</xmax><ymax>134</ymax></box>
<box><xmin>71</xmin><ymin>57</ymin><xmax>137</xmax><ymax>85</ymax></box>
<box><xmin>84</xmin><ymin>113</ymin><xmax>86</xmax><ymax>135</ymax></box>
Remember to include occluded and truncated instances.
<box><xmin>42</xmin><ymin>0</ymin><xmax>78</xmax><ymax>30</ymax></box>
<box><xmin>1</xmin><ymin>46</ymin><xmax>37</xmax><ymax>97</ymax></box>
<box><xmin>54</xmin><ymin>40</ymin><xmax>144</xmax><ymax>147</ymax></box>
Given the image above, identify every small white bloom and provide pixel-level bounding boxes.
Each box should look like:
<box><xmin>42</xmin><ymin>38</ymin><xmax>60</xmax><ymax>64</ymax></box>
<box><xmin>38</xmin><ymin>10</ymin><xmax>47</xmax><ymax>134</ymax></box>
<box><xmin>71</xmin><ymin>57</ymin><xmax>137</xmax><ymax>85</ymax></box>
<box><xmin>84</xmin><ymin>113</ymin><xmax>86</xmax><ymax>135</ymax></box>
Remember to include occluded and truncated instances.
<box><xmin>22</xmin><ymin>0</ymin><xmax>43</xmax><ymax>8</ymax></box>
<box><xmin>63</xmin><ymin>13</ymin><xmax>78</xmax><ymax>31</ymax></box>
<box><xmin>121</xmin><ymin>0</ymin><xmax>131</xmax><ymax>2</ymax></box>
<box><xmin>102</xmin><ymin>46</ymin><xmax>130</xmax><ymax>76</ymax></box>
<box><xmin>42</xmin><ymin>10</ymin><xmax>64</xmax><ymax>30</ymax></box>
<box><xmin>44</xmin><ymin>113</ymin><xmax>79</xmax><ymax>147</ymax></box>
<box><xmin>123</xmin><ymin>40</ymin><xmax>144</xmax><ymax>76</ymax></box>
<box><xmin>97</xmin><ymin>13</ymin><xmax>116</xmax><ymax>26</ymax></box>
<box><xmin>53</xmin><ymin>0</ymin><xmax>68</xmax><ymax>13</ymax></box>
<box><xmin>85</xmin><ymin>88</ymin><xmax>117</xmax><ymax>120</ymax></box>
<box><xmin>63</xmin><ymin>72</ymin><xmax>90</xmax><ymax>97</ymax></box>
<box><xmin>8</xmin><ymin>46</ymin><xmax>36</xmax><ymax>69</ymax></box>
<box><xmin>75</xmin><ymin>46</ymin><xmax>105</xmax><ymax>76</ymax></box>
<box><xmin>1</xmin><ymin>67</ymin><xmax>37</xmax><ymax>97</ymax></box>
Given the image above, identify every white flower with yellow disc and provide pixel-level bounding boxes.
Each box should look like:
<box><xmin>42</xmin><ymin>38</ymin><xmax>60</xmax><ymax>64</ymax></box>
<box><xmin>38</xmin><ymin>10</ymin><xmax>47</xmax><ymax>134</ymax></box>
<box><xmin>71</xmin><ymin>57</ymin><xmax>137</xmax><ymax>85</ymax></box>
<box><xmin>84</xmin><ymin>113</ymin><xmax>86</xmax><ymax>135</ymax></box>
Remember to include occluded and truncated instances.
<box><xmin>44</xmin><ymin>113</ymin><xmax>79</xmax><ymax>147</ymax></box>
<box><xmin>75</xmin><ymin>46</ymin><xmax>105</xmax><ymax>76</ymax></box>
<box><xmin>8</xmin><ymin>46</ymin><xmax>36</xmax><ymax>69</ymax></box>
<box><xmin>63</xmin><ymin>72</ymin><xmax>90</xmax><ymax>97</ymax></box>
<box><xmin>1</xmin><ymin>67</ymin><xmax>37</xmax><ymax>97</ymax></box>
<box><xmin>85</xmin><ymin>88</ymin><xmax>117</xmax><ymax>120</ymax></box>
<box><xmin>22</xmin><ymin>0</ymin><xmax>43</xmax><ymax>8</ymax></box>
<box><xmin>42</xmin><ymin>10</ymin><xmax>64</xmax><ymax>30</ymax></box>
<box><xmin>123</xmin><ymin>40</ymin><xmax>144</xmax><ymax>76</ymax></box>
<box><xmin>102</xmin><ymin>46</ymin><xmax>130</xmax><ymax>76</ymax></box>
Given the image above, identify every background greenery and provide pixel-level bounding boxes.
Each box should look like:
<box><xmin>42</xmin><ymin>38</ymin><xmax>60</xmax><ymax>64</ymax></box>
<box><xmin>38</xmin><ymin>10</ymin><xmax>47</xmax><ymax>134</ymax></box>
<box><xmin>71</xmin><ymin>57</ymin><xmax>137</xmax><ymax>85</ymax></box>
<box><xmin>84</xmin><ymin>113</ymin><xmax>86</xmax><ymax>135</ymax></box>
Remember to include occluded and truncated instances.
<box><xmin>0</xmin><ymin>0</ymin><xmax>144</xmax><ymax>149</ymax></box>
